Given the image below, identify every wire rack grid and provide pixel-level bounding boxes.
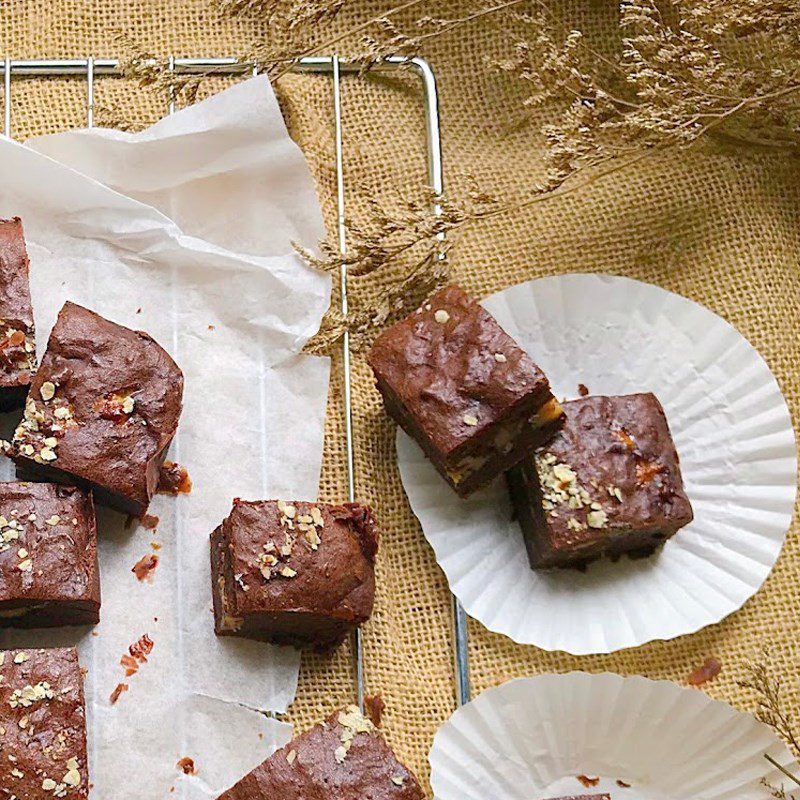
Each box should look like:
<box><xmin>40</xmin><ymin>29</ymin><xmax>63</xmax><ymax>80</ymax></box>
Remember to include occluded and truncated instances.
<box><xmin>0</xmin><ymin>54</ymin><xmax>472</xmax><ymax>714</ymax></box>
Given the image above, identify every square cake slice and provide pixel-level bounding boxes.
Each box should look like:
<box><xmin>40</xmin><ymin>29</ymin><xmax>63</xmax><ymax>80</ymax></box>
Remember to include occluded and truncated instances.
<box><xmin>216</xmin><ymin>705</ymin><xmax>424</xmax><ymax>799</ymax></box>
<box><xmin>0</xmin><ymin>646</ymin><xmax>89</xmax><ymax>799</ymax></box>
<box><xmin>0</xmin><ymin>482</ymin><xmax>100</xmax><ymax>628</ymax></box>
<box><xmin>211</xmin><ymin>499</ymin><xmax>378</xmax><ymax>649</ymax></box>
<box><xmin>368</xmin><ymin>284</ymin><xmax>564</xmax><ymax>497</ymax></box>
<box><xmin>11</xmin><ymin>302</ymin><xmax>184</xmax><ymax>516</ymax></box>
<box><xmin>508</xmin><ymin>393</ymin><xmax>693</xmax><ymax>569</ymax></box>
<box><xmin>0</xmin><ymin>218</ymin><xmax>36</xmax><ymax>411</ymax></box>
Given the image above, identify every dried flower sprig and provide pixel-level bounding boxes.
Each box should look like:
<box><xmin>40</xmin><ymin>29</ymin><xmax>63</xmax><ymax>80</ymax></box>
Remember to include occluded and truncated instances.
<box><xmin>492</xmin><ymin>0</ymin><xmax>800</xmax><ymax>192</ymax></box>
<box><xmin>298</xmin><ymin>182</ymin><xmax>505</xmax><ymax>351</ymax></box>
<box><xmin>115</xmin><ymin>33</ymin><xmax>205</xmax><ymax>108</ymax></box>
<box><xmin>215</xmin><ymin>0</ymin><xmax>345</xmax><ymax>27</ymax></box>
<box><xmin>741</xmin><ymin>651</ymin><xmax>800</xmax><ymax>799</ymax></box>
<box><xmin>349</xmin><ymin>1</ymin><xmax>528</xmax><ymax>73</ymax></box>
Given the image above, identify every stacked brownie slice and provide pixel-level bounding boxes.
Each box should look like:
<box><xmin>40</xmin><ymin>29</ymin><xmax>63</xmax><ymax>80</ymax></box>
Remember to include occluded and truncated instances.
<box><xmin>369</xmin><ymin>284</ymin><xmax>693</xmax><ymax>569</ymax></box>
<box><xmin>508</xmin><ymin>393</ymin><xmax>693</xmax><ymax>568</ymax></box>
<box><xmin>368</xmin><ymin>284</ymin><xmax>564</xmax><ymax>497</ymax></box>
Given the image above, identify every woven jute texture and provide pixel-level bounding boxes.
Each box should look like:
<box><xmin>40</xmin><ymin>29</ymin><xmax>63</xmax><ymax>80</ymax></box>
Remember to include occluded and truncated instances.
<box><xmin>3</xmin><ymin>2</ymin><xmax>799</xmax><ymax>795</ymax></box>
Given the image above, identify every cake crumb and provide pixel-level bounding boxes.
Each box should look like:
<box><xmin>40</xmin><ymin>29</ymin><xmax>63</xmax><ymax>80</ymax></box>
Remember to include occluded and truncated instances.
<box><xmin>140</xmin><ymin>514</ymin><xmax>159</xmax><ymax>530</ymax></box>
<box><xmin>158</xmin><ymin>461</ymin><xmax>192</xmax><ymax>495</ymax></box>
<box><xmin>177</xmin><ymin>757</ymin><xmax>197</xmax><ymax>775</ymax></box>
<box><xmin>687</xmin><ymin>657</ymin><xmax>722</xmax><ymax>686</ymax></box>
<box><xmin>109</xmin><ymin>683</ymin><xmax>129</xmax><ymax>705</ymax></box>
<box><xmin>132</xmin><ymin>554</ymin><xmax>159</xmax><ymax>583</ymax></box>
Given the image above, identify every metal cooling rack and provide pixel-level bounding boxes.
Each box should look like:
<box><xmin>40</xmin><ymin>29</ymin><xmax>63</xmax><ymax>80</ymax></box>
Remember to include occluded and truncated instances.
<box><xmin>0</xmin><ymin>54</ymin><xmax>472</xmax><ymax>713</ymax></box>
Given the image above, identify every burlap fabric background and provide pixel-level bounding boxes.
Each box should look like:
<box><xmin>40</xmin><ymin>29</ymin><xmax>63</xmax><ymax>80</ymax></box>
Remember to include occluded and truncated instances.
<box><xmin>2</xmin><ymin>2</ymin><xmax>799</xmax><ymax>795</ymax></box>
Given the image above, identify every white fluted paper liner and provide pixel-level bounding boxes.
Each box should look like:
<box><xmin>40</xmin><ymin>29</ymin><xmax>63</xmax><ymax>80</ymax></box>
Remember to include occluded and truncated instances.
<box><xmin>429</xmin><ymin>673</ymin><xmax>799</xmax><ymax>800</ymax></box>
<box><xmin>397</xmin><ymin>274</ymin><xmax>796</xmax><ymax>653</ymax></box>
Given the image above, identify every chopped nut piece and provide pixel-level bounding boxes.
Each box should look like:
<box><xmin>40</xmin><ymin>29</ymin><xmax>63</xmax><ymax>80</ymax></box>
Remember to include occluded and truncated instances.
<box><xmin>587</xmin><ymin>510</ymin><xmax>608</xmax><ymax>529</ymax></box>
<box><xmin>433</xmin><ymin>309</ymin><xmax>450</xmax><ymax>324</ymax></box>
<box><xmin>39</xmin><ymin>381</ymin><xmax>56</xmax><ymax>401</ymax></box>
<box><xmin>462</xmin><ymin>414</ymin><xmax>478</xmax><ymax>427</ymax></box>
<box><xmin>62</xmin><ymin>765</ymin><xmax>81</xmax><ymax>786</ymax></box>
<box><xmin>493</xmin><ymin>352</ymin><xmax>507</xmax><ymax>363</ymax></box>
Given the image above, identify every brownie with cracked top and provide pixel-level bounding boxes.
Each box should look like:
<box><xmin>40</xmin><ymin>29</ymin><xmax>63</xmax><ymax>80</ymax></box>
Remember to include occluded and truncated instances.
<box><xmin>216</xmin><ymin>705</ymin><xmax>424</xmax><ymax>800</ymax></box>
<box><xmin>10</xmin><ymin>302</ymin><xmax>184</xmax><ymax>516</ymax></box>
<box><xmin>211</xmin><ymin>499</ymin><xmax>377</xmax><ymax>649</ymax></box>
<box><xmin>0</xmin><ymin>218</ymin><xmax>36</xmax><ymax>411</ymax></box>
<box><xmin>0</xmin><ymin>646</ymin><xmax>89</xmax><ymax>799</ymax></box>
<box><xmin>0</xmin><ymin>482</ymin><xmax>99</xmax><ymax>627</ymax></box>
<box><xmin>367</xmin><ymin>284</ymin><xmax>564</xmax><ymax>497</ymax></box>
<box><xmin>508</xmin><ymin>393</ymin><xmax>693</xmax><ymax>569</ymax></box>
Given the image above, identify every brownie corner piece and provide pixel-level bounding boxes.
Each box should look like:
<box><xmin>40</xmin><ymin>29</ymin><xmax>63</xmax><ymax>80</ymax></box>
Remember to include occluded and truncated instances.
<box><xmin>367</xmin><ymin>283</ymin><xmax>564</xmax><ymax>497</ymax></box>
<box><xmin>0</xmin><ymin>482</ymin><xmax>100</xmax><ymax>628</ymax></box>
<box><xmin>0</xmin><ymin>217</ymin><xmax>36</xmax><ymax>411</ymax></box>
<box><xmin>0</xmin><ymin>646</ymin><xmax>89</xmax><ymax>798</ymax></box>
<box><xmin>508</xmin><ymin>392</ymin><xmax>693</xmax><ymax>569</ymax></box>
<box><xmin>11</xmin><ymin>301</ymin><xmax>184</xmax><ymax>516</ymax></box>
<box><xmin>216</xmin><ymin>704</ymin><xmax>425</xmax><ymax>800</ymax></box>
<box><xmin>211</xmin><ymin>499</ymin><xmax>377</xmax><ymax>649</ymax></box>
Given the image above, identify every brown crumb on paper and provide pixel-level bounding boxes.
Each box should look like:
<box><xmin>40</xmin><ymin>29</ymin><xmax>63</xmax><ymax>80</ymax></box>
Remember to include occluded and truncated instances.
<box><xmin>133</xmin><ymin>553</ymin><xmax>159</xmax><ymax>582</ymax></box>
<box><xmin>141</xmin><ymin>514</ymin><xmax>159</xmax><ymax>530</ymax></box>
<box><xmin>110</xmin><ymin>683</ymin><xmax>129</xmax><ymax>705</ymax></box>
<box><xmin>158</xmin><ymin>461</ymin><xmax>192</xmax><ymax>495</ymax></box>
<box><xmin>177</xmin><ymin>757</ymin><xmax>197</xmax><ymax>775</ymax></box>
<box><xmin>687</xmin><ymin>657</ymin><xmax>722</xmax><ymax>686</ymax></box>
<box><xmin>577</xmin><ymin>775</ymin><xmax>600</xmax><ymax>787</ymax></box>
<box><xmin>121</xmin><ymin>633</ymin><xmax>155</xmax><ymax>676</ymax></box>
<box><xmin>578</xmin><ymin>383</ymin><xmax>590</xmax><ymax>397</ymax></box>
<box><xmin>617</xmin><ymin>779</ymin><xmax>632</xmax><ymax>787</ymax></box>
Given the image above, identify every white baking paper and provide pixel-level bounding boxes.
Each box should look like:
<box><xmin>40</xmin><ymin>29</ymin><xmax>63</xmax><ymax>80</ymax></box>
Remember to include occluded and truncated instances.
<box><xmin>430</xmin><ymin>673</ymin><xmax>800</xmax><ymax>800</ymax></box>
<box><xmin>0</xmin><ymin>76</ymin><xmax>332</xmax><ymax>798</ymax></box>
<box><xmin>397</xmin><ymin>274</ymin><xmax>797</xmax><ymax>654</ymax></box>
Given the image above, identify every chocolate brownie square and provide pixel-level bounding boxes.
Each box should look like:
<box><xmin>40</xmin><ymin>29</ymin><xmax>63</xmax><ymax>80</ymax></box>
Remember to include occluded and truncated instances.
<box><xmin>11</xmin><ymin>302</ymin><xmax>184</xmax><ymax>516</ymax></box>
<box><xmin>0</xmin><ymin>218</ymin><xmax>36</xmax><ymax>411</ymax></box>
<box><xmin>368</xmin><ymin>284</ymin><xmax>564</xmax><ymax>497</ymax></box>
<box><xmin>216</xmin><ymin>705</ymin><xmax>424</xmax><ymax>799</ymax></box>
<box><xmin>0</xmin><ymin>482</ymin><xmax>100</xmax><ymax>628</ymax></box>
<box><xmin>508</xmin><ymin>393</ymin><xmax>693</xmax><ymax>569</ymax></box>
<box><xmin>0</xmin><ymin>647</ymin><xmax>89</xmax><ymax>798</ymax></box>
<box><xmin>211</xmin><ymin>500</ymin><xmax>378</xmax><ymax>649</ymax></box>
